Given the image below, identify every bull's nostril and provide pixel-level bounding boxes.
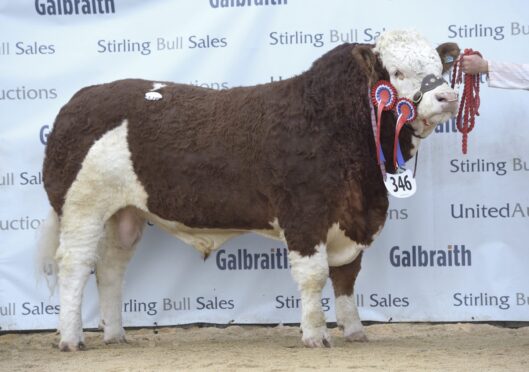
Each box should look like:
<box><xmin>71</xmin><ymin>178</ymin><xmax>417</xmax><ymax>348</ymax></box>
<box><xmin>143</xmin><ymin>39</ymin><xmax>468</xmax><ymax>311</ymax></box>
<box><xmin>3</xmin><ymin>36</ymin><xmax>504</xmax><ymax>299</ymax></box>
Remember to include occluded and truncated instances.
<box><xmin>435</xmin><ymin>92</ymin><xmax>459</xmax><ymax>103</ymax></box>
<box><xmin>436</xmin><ymin>92</ymin><xmax>459</xmax><ymax>103</ymax></box>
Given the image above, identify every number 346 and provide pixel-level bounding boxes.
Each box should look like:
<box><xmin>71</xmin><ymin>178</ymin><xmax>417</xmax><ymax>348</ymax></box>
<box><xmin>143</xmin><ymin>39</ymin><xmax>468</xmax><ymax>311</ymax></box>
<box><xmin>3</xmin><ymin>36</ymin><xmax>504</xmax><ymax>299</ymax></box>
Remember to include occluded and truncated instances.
<box><xmin>389</xmin><ymin>174</ymin><xmax>412</xmax><ymax>192</ymax></box>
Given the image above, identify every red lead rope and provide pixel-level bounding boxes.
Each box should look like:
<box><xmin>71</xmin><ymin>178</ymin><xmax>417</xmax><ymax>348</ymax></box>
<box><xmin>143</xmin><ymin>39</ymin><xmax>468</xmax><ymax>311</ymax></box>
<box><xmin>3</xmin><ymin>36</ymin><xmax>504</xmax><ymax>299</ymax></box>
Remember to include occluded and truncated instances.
<box><xmin>451</xmin><ymin>49</ymin><xmax>482</xmax><ymax>154</ymax></box>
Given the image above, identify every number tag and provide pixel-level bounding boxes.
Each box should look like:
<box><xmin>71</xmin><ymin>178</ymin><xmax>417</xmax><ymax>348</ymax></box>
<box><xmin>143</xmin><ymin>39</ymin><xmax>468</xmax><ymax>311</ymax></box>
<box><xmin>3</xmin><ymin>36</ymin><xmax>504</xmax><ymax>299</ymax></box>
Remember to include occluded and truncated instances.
<box><xmin>384</xmin><ymin>169</ymin><xmax>417</xmax><ymax>198</ymax></box>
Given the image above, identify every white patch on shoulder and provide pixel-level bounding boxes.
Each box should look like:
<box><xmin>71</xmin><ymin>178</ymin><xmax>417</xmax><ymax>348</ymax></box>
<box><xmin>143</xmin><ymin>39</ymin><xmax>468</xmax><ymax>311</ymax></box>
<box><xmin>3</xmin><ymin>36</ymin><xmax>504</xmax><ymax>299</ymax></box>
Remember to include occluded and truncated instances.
<box><xmin>326</xmin><ymin>223</ymin><xmax>367</xmax><ymax>267</ymax></box>
<box><xmin>151</xmin><ymin>82</ymin><xmax>167</xmax><ymax>91</ymax></box>
<box><xmin>145</xmin><ymin>91</ymin><xmax>162</xmax><ymax>101</ymax></box>
<box><xmin>144</xmin><ymin>82</ymin><xmax>167</xmax><ymax>100</ymax></box>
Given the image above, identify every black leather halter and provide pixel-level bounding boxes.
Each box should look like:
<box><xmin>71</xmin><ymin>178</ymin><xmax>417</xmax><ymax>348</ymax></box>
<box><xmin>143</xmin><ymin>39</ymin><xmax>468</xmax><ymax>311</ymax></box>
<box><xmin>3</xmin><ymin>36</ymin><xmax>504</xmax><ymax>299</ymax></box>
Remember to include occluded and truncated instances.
<box><xmin>412</xmin><ymin>74</ymin><xmax>447</xmax><ymax>105</ymax></box>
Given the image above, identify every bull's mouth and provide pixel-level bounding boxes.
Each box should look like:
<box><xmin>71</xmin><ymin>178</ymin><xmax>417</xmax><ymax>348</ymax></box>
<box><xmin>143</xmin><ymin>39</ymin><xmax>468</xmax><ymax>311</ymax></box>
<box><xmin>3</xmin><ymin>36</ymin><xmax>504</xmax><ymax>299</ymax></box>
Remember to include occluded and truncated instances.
<box><xmin>412</xmin><ymin>110</ymin><xmax>455</xmax><ymax>138</ymax></box>
<box><xmin>422</xmin><ymin>119</ymin><xmax>433</xmax><ymax>127</ymax></box>
<box><xmin>417</xmin><ymin>100</ymin><xmax>459</xmax><ymax>134</ymax></box>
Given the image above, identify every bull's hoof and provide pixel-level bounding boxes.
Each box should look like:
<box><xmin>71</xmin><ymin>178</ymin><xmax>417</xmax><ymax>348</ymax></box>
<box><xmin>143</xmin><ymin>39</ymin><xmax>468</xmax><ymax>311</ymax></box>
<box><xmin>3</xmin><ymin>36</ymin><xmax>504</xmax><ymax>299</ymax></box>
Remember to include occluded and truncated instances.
<box><xmin>302</xmin><ymin>336</ymin><xmax>332</xmax><ymax>348</ymax></box>
<box><xmin>59</xmin><ymin>341</ymin><xmax>86</xmax><ymax>352</ymax></box>
<box><xmin>104</xmin><ymin>335</ymin><xmax>127</xmax><ymax>344</ymax></box>
<box><xmin>302</xmin><ymin>327</ymin><xmax>332</xmax><ymax>348</ymax></box>
<box><xmin>344</xmin><ymin>330</ymin><xmax>369</xmax><ymax>342</ymax></box>
<box><xmin>104</xmin><ymin>326</ymin><xmax>127</xmax><ymax>344</ymax></box>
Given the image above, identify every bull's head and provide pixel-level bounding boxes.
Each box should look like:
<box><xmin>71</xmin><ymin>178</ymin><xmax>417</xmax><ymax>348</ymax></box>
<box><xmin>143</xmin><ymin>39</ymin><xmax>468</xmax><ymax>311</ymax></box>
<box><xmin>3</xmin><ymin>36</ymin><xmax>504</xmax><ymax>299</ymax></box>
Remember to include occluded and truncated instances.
<box><xmin>355</xmin><ymin>30</ymin><xmax>460</xmax><ymax>138</ymax></box>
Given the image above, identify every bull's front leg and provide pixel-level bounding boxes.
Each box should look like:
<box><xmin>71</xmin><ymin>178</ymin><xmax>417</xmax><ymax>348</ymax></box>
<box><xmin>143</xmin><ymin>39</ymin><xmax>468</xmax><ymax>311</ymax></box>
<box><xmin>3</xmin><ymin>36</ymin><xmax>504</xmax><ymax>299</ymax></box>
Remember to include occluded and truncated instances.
<box><xmin>288</xmin><ymin>241</ymin><xmax>331</xmax><ymax>348</ymax></box>
<box><xmin>329</xmin><ymin>252</ymin><xmax>367</xmax><ymax>342</ymax></box>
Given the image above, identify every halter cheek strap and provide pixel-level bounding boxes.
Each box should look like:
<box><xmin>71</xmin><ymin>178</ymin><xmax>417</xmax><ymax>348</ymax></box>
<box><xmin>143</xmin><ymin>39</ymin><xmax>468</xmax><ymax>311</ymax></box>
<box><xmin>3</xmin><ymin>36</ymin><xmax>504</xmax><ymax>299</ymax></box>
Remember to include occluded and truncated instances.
<box><xmin>412</xmin><ymin>74</ymin><xmax>447</xmax><ymax>104</ymax></box>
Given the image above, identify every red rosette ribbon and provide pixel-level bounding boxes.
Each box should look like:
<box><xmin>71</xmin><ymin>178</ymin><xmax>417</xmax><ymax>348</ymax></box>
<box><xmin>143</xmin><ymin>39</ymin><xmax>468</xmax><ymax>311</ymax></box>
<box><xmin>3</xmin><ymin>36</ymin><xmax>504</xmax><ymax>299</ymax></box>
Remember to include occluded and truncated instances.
<box><xmin>371</xmin><ymin>81</ymin><xmax>397</xmax><ymax>165</ymax></box>
<box><xmin>393</xmin><ymin>98</ymin><xmax>417</xmax><ymax>168</ymax></box>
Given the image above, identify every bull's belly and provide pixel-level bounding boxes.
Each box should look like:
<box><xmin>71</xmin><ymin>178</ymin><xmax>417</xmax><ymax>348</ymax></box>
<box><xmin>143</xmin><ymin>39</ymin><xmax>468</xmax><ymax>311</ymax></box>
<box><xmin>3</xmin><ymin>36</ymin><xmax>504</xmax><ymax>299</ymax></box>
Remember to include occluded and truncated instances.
<box><xmin>145</xmin><ymin>211</ymin><xmax>372</xmax><ymax>266</ymax></box>
<box><xmin>145</xmin><ymin>212</ymin><xmax>286</xmax><ymax>257</ymax></box>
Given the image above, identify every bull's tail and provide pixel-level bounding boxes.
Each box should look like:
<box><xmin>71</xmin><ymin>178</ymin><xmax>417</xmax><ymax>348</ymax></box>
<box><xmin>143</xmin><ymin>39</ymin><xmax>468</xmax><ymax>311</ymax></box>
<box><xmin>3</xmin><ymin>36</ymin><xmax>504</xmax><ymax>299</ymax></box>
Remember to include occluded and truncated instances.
<box><xmin>36</xmin><ymin>209</ymin><xmax>60</xmax><ymax>295</ymax></box>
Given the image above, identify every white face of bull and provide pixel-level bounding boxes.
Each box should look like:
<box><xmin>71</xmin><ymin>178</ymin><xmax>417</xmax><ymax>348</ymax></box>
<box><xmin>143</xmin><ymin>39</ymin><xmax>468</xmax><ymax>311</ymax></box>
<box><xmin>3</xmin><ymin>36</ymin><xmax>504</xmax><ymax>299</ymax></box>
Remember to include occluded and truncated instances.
<box><xmin>374</xmin><ymin>30</ymin><xmax>458</xmax><ymax>137</ymax></box>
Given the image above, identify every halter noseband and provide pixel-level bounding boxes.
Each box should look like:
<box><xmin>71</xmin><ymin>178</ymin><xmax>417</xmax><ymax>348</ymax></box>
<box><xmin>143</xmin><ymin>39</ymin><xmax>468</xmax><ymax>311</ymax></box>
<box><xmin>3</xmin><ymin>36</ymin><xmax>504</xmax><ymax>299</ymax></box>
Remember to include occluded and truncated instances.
<box><xmin>412</xmin><ymin>74</ymin><xmax>447</xmax><ymax>105</ymax></box>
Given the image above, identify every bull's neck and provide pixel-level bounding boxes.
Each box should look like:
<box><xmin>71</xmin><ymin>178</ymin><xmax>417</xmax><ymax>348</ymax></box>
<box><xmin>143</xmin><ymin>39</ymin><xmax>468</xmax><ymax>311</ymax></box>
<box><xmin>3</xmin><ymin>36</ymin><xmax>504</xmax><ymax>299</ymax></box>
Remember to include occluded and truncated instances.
<box><xmin>296</xmin><ymin>51</ymin><xmax>420</xmax><ymax>174</ymax></box>
<box><xmin>297</xmin><ymin>64</ymin><xmax>359</xmax><ymax>124</ymax></box>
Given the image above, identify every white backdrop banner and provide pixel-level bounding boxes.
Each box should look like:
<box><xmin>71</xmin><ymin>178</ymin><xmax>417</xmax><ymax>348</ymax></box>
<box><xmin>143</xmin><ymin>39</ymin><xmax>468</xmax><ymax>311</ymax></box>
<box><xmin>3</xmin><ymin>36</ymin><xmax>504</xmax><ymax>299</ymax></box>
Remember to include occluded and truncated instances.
<box><xmin>1</xmin><ymin>0</ymin><xmax>528</xmax><ymax>331</ymax></box>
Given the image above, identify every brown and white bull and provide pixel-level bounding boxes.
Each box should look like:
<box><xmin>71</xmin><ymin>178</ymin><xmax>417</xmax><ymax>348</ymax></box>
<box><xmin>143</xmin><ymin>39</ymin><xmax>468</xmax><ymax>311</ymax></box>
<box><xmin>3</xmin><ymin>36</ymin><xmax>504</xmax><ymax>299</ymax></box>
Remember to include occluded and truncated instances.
<box><xmin>38</xmin><ymin>30</ymin><xmax>459</xmax><ymax>351</ymax></box>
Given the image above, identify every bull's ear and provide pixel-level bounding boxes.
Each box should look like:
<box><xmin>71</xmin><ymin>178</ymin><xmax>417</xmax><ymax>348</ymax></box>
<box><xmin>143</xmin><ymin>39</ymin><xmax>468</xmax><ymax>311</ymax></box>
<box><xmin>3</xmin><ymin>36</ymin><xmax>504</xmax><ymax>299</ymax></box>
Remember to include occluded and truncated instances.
<box><xmin>352</xmin><ymin>45</ymin><xmax>379</xmax><ymax>86</ymax></box>
<box><xmin>437</xmin><ymin>42</ymin><xmax>460</xmax><ymax>74</ymax></box>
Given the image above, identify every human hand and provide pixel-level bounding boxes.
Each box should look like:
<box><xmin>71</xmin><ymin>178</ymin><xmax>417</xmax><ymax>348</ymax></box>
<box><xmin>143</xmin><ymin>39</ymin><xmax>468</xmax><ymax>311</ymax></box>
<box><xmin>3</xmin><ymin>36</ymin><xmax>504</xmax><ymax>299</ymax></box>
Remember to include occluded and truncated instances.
<box><xmin>461</xmin><ymin>54</ymin><xmax>489</xmax><ymax>75</ymax></box>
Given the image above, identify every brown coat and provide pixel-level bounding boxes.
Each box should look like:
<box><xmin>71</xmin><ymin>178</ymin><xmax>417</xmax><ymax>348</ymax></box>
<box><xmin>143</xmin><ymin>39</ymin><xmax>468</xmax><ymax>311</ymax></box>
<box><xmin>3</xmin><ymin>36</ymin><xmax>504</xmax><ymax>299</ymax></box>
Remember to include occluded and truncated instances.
<box><xmin>44</xmin><ymin>43</ymin><xmax>416</xmax><ymax>255</ymax></box>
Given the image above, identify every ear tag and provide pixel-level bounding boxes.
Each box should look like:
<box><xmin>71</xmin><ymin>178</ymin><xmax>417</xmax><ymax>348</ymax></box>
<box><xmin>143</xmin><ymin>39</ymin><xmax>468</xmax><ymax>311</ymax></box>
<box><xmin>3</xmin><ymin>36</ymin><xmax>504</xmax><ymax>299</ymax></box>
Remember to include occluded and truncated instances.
<box><xmin>384</xmin><ymin>168</ymin><xmax>417</xmax><ymax>198</ymax></box>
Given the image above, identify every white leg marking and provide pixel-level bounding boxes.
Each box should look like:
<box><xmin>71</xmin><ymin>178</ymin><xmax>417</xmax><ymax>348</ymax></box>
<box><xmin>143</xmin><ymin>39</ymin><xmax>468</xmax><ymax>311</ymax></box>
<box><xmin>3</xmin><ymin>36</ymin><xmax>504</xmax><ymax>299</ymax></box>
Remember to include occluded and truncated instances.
<box><xmin>97</xmin><ymin>213</ymin><xmax>141</xmax><ymax>343</ymax></box>
<box><xmin>289</xmin><ymin>243</ymin><xmax>331</xmax><ymax>348</ymax></box>
<box><xmin>57</xmin><ymin>218</ymin><xmax>103</xmax><ymax>351</ymax></box>
<box><xmin>58</xmin><ymin>265</ymin><xmax>91</xmax><ymax>350</ymax></box>
<box><xmin>335</xmin><ymin>295</ymin><xmax>368</xmax><ymax>342</ymax></box>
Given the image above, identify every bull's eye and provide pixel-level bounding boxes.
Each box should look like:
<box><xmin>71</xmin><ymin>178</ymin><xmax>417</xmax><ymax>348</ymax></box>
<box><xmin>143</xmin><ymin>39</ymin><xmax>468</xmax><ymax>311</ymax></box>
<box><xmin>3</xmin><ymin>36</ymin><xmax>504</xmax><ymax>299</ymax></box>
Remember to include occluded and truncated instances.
<box><xmin>394</xmin><ymin>70</ymin><xmax>405</xmax><ymax>80</ymax></box>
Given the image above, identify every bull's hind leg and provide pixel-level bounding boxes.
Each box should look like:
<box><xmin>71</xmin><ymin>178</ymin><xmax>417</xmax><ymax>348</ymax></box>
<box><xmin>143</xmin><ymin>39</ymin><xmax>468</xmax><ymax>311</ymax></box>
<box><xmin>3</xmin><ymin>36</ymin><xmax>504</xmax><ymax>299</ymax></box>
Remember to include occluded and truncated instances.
<box><xmin>56</xmin><ymin>214</ymin><xmax>105</xmax><ymax>351</ymax></box>
<box><xmin>54</xmin><ymin>120</ymin><xmax>148</xmax><ymax>351</ymax></box>
<box><xmin>329</xmin><ymin>252</ymin><xmax>367</xmax><ymax>342</ymax></box>
<box><xmin>285</xmin><ymin>228</ymin><xmax>331</xmax><ymax>348</ymax></box>
<box><xmin>96</xmin><ymin>207</ymin><xmax>144</xmax><ymax>343</ymax></box>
